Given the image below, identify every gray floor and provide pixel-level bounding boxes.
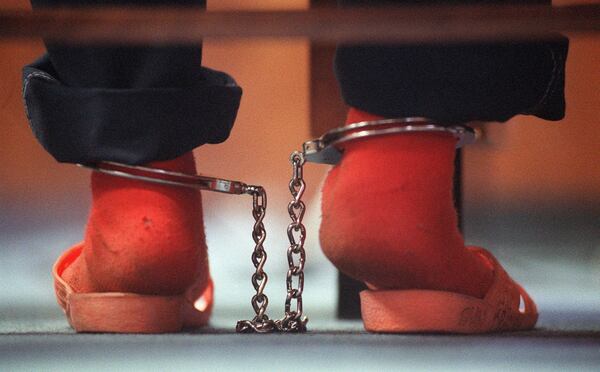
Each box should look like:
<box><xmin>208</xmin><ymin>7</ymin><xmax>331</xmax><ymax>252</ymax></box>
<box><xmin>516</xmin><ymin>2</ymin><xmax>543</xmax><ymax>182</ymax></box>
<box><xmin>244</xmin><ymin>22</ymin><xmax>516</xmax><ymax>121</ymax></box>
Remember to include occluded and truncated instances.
<box><xmin>2</xmin><ymin>309</ymin><xmax>600</xmax><ymax>371</ymax></box>
<box><xmin>1</xmin><ymin>197</ymin><xmax>599</xmax><ymax>371</ymax></box>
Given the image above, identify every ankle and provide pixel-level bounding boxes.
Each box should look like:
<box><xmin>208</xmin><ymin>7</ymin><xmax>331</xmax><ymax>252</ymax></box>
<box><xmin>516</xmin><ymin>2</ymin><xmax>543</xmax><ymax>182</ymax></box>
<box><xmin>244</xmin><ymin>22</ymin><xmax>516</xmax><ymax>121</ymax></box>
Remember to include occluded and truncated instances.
<box><xmin>81</xmin><ymin>153</ymin><xmax>208</xmax><ymax>295</ymax></box>
<box><xmin>320</xmin><ymin>108</ymin><xmax>492</xmax><ymax>298</ymax></box>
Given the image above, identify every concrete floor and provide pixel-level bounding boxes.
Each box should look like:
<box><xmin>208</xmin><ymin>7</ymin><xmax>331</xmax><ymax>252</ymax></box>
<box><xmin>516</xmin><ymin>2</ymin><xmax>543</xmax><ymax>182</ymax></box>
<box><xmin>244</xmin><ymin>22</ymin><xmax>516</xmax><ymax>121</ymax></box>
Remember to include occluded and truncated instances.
<box><xmin>1</xmin><ymin>198</ymin><xmax>599</xmax><ymax>371</ymax></box>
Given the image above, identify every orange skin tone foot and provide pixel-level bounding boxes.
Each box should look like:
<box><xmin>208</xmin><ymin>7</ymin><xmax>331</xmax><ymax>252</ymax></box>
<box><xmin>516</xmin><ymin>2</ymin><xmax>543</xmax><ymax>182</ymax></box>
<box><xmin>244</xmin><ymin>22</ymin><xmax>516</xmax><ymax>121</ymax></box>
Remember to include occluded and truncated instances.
<box><xmin>320</xmin><ymin>108</ymin><xmax>493</xmax><ymax>299</ymax></box>
<box><xmin>62</xmin><ymin>152</ymin><xmax>209</xmax><ymax>296</ymax></box>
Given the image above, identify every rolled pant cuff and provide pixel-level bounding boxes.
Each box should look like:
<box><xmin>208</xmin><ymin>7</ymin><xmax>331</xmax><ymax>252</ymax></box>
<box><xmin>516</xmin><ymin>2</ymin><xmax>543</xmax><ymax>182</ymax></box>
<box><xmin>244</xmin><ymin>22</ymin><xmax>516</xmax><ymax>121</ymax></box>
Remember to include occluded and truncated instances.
<box><xmin>23</xmin><ymin>54</ymin><xmax>242</xmax><ymax>165</ymax></box>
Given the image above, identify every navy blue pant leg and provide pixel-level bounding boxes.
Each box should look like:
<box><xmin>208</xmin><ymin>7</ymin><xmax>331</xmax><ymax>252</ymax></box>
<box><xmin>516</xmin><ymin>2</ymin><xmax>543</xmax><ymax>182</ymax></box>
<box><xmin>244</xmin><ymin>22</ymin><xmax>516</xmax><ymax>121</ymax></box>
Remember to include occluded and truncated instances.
<box><xmin>335</xmin><ymin>0</ymin><xmax>568</xmax><ymax>124</ymax></box>
<box><xmin>23</xmin><ymin>0</ymin><xmax>242</xmax><ymax>165</ymax></box>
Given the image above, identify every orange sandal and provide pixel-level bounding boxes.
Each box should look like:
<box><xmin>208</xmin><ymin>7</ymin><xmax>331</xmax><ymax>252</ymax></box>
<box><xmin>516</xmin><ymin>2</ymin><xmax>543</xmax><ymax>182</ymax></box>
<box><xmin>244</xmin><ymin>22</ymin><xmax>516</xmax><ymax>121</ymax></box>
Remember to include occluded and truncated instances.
<box><xmin>53</xmin><ymin>243</ymin><xmax>214</xmax><ymax>333</ymax></box>
<box><xmin>360</xmin><ymin>247</ymin><xmax>538</xmax><ymax>333</ymax></box>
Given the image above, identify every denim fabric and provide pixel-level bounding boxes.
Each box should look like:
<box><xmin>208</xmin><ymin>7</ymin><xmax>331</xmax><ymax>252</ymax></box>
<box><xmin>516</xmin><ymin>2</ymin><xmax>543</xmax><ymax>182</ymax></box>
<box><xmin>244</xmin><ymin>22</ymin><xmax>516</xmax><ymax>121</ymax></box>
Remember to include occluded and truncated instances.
<box><xmin>335</xmin><ymin>39</ymin><xmax>568</xmax><ymax>124</ymax></box>
<box><xmin>23</xmin><ymin>55</ymin><xmax>241</xmax><ymax>164</ymax></box>
<box><xmin>24</xmin><ymin>0</ymin><xmax>245</xmax><ymax>165</ymax></box>
<box><xmin>336</xmin><ymin>0</ymin><xmax>568</xmax><ymax>124</ymax></box>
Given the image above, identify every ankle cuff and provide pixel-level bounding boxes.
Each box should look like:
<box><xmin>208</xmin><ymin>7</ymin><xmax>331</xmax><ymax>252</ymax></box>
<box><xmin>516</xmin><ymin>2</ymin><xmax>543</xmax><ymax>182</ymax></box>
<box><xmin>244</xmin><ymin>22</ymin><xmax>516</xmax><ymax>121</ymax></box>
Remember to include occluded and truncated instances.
<box><xmin>303</xmin><ymin>118</ymin><xmax>476</xmax><ymax>165</ymax></box>
<box><xmin>81</xmin><ymin>161</ymin><xmax>249</xmax><ymax>195</ymax></box>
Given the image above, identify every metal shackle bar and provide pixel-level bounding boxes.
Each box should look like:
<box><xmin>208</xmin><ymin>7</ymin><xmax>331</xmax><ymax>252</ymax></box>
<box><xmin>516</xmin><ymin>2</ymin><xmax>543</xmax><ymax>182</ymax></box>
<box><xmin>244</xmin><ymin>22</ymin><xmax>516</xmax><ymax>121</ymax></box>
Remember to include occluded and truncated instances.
<box><xmin>302</xmin><ymin>118</ymin><xmax>476</xmax><ymax>165</ymax></box>
<box><xmin>79</xmin><ymin>161</ymin><xmax>250</xmax><ymax>195</ymax></box>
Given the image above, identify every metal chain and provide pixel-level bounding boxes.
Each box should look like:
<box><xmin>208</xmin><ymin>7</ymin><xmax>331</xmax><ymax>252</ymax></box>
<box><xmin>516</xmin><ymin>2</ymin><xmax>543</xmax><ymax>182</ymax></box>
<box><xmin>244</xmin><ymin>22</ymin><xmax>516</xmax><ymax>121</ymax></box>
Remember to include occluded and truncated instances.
<box><xmin>236</xmin><ymin>185</ymin><xmax>278</xmax><ymax>333</ymax></box>
<box><xmin>236</xmin><ymin>151</ymin><xmax>308</xmax><ymax>333</ymax></box>
<box><xmin>277</xmin><ymin>151</ymin><xmax>308</xmax><ymax>332</ymax></box>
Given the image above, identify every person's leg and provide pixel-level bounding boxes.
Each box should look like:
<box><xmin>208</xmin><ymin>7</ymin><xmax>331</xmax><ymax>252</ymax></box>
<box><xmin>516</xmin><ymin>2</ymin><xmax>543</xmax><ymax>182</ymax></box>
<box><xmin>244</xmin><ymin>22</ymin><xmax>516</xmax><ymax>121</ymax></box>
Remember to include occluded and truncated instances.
<box><xmin>320</xmin><ymin>0</ymin><xmax>567</xmax><ymax>331</ymax></box>
<box><xmin>334</xmin><ymin>0</ymin><xmax>566</xmax><ymax>124</ymax></box>
<box><xmin>24</xmin><ymin>0</ymin><xmax>240</xmax><ymax>329</ymax></box>
<box><xmin>26</xmin><ymin>0</ymin><xmax>240</xmax><ymax>165</ymax></box>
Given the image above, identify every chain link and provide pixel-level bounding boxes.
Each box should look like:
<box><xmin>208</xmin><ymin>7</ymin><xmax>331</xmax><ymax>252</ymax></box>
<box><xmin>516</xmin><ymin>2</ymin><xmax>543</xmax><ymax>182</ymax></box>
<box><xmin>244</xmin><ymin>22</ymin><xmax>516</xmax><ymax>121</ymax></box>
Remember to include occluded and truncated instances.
<box><xmin>236</xmin><ymin>185</ymin><xmax>279</xmax><ymax>333</ymax></box>
<box><xmin>236</xmin><ymin>151</ymin><xmax>308</xmax><ymax>333</ymax></box>
<box><xmin>277</xmin><ymin>151</ymin><xmax>308</xmax><ymax>332</ymax></box>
